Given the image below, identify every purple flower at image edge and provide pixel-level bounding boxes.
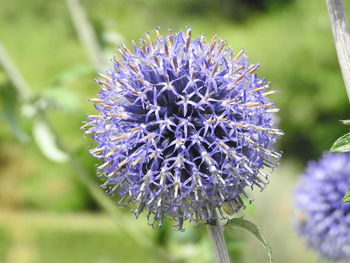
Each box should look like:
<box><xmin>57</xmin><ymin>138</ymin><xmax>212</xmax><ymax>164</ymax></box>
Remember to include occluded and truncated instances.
<box><xmin>83</xmin><ymin>27</ymin><xmax>282</xmax><ymax>229</ymax></box>
<box><xmin>294</xmin><ymin>152</ymin><xmax>350</xmax><ymax>262</ymax></box>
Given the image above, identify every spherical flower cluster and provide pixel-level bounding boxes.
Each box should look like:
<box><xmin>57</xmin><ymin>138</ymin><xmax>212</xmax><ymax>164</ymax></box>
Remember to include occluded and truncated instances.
<box><xmin>83</xmin><ymin>27</ymin><xmax>282</xmax><ymax>229</ymax></box>
<box><xmin>294</xmin><ymin>153</ymin><xmax>350</xmax><ymax>262</ymax></box>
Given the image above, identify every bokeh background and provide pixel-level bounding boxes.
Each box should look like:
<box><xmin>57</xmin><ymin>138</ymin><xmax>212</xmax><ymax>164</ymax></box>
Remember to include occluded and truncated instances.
<box><xmin>0</xmin><ymin>0</ymin><xmax>349</xmax><ymax>262</ymax></box>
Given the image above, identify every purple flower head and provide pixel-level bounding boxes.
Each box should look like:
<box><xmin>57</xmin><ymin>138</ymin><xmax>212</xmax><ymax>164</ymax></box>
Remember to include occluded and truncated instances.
<box><xmin>83</xmin><ymin>27</ymin><xmax>282</xmax><ymax>229</ymax></box>
<box><xmin>294</xmin><ymin>153</ymin><xmax>350</xmax><ymax>262</ymax></box>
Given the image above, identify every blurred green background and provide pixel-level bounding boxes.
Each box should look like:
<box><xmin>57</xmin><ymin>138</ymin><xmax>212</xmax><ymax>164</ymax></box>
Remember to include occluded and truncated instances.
<box><xmin>0</xmin><ymin>0</ymin><xmax>349</xmax><ymax>262</ymax></box>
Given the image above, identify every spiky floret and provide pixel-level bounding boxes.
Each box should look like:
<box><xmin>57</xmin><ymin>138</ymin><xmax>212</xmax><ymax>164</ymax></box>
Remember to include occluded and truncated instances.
<box><xmin>83</xmin><ymin>27</ymin><xmax>282</xmax><ymax>229</ymax></box>
<box><xmin>294</xmin><ymin>153</ymin><xmax>350</xmax><ymax>262</ymax></box>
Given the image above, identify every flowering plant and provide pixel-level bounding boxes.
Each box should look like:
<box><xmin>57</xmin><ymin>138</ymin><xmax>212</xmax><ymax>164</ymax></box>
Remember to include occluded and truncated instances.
<box><xmin>83</xmin><ymin>27</ymin><xmax>282</xmax><ymax>230</ymax></box>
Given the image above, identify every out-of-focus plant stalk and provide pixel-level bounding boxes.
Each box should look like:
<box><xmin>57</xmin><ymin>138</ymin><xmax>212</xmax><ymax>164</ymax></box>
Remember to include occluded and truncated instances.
<box><xmin>0</xmin><ymin>45</ymin><xmax>32</xmax><ymax>101</ymax></box>
<box><xmin>66</xmin><ymin>0</ymin><xmax>105</xmax><ymax>71</ymax></box>
<box><xmin>326</xmin><ymin>0</ymin><xmax>350</xmax><ymax>102</ymax></box>
<box><xmin>207</xmin><ymin>215</ymin><xmax>231</xmax><ymax>263</ymax></box>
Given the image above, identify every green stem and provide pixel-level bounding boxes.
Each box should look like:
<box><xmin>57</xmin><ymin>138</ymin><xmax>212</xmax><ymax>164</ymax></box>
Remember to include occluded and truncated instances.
<box><xmin>326</xmin><ymin>0</ymin><xmax>350</xmax><ymax>102</ymax></box>
<box><xmin>206</xmin><ymin>215</ymin><xmax>231</xmax><ymax>263</ymax></box>
<box><xmin>66</xmin><ymin>0</ymin><xmax>105</xmax><ymax>71</ymax></box>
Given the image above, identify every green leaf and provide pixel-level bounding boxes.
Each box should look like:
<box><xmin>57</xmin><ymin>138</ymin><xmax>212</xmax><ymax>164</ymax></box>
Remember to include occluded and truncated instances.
<box><xmin>342</xmin><ymin>189</ymin><xmax>350</xmax><ymax>203</ymax></box>
<box><xmin>56</xmin><ymin>65</ymin><xmax>93</xmax><ymax>84</ymax></box>
<box><xmin>340</xmin><ymin>119</ymin><xmax>350</xmax><ymax>126</ymax></box>
<box><xmin>225</xmin><ymin>217</ymin><xmax>274</xmax><ymax>263</ymax></box>
<box><xmin>40</xmin><ymin>87</ymin><xmax>81</xmax><ymax>112</ymax></box>
<box><xmin>330</xmin><ymin>133</ymin><xmax>350</xmax><ymax>152</ymax></box>
<box><xmin>32</xmin><ymin>118</ymin><xmax>69</xmax><ymax>163</ymax></box>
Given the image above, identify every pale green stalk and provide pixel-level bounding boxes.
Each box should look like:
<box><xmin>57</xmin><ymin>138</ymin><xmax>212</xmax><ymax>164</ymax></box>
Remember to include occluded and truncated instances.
<box><xmin>326</xmin><ymin>0</ymin><xmax>350</xmax><ymax>102</ymax></box>
<box><xmin>207</xmin><ymin>214</ymin><xmax>231</xmax><ymax>263</ymax></box>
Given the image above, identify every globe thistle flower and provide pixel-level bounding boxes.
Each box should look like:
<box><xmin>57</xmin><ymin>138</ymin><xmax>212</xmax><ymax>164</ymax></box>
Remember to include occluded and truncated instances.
<box><xmin>83</xmin><ymin>27</ymin><xmax>282</xmax><ymax>229</ymax></box>
<box><xmin>294</xmin><ymin>153</ymin><xmax>350</xmax><ymax>262</ymax></box>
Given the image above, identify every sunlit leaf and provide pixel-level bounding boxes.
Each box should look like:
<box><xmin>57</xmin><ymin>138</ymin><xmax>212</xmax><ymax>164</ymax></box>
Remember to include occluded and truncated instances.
<box><xmin>38</xmin><ymin>65</ymin><xmax>92</xmax><ymax>112</ymax></box>
<box><xmin>41</xmin><ymin>87</ymin><xmax>81</xmax><ymax>112</ymax></box>
<box><xmin>56</xmin><ymin>65</ymin><xmax>93</xmax><ymax>84</ymax></box>
<box><xmin>340</xmin><ymin>120</ymin><xmax>350</xmax><ymax>126</ymax></box>
<box><xmin>343</xmin><ymin>188</ymin><xmax>350</xmax><ymax>203</ymax></box>
<box><xmin>225</xmin><ymin>217</ymin><xmax>274</xmax><ymax>263</ymax></box>
<box><xmin>32</xmin><ymin>118</ymin><xmax>69</xmax><ymax>163</ymax></box>
<box><xmin>331</xmin><ymin>133</ymin><xmax>350</xmax><ymax>152</ymax></box>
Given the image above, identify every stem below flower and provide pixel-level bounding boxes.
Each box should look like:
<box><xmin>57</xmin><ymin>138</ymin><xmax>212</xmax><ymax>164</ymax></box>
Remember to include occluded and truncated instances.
<box><xmin>326</xmin><ymin>0</ymin><xmax>350</xmax><ymax>102</ymax></box>
<box><xmin>206</xmin><ymin>214</ymin><xmax>231</xmax><ymax>263</ymax></box>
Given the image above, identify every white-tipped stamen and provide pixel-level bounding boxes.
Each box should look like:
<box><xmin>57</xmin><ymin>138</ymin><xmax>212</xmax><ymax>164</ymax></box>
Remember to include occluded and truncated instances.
<box><xmin>88</xmin><ymin>114</ymin><xmax>103</xmax><ymax>119</ymax></box>
<box><xmin>97</xmin><ymin>80</ymin><xmax>114</xmax><ymax>90</ymax></box>
<box><xmin>89</xmin><ymin>98</ymin><xmax>104</xmax><ymax>103</ymax></box>
<box><xmin>232</xmin><ymin>49</ymin><xmax>244</xmax><ymax>62</ymax></box>
<box><xmin>80</xmin><ymin>120</ymin><xmax>97</xmax><ymax>129</ymax></box>
<box><xmin>230</xmin><ymin>65</ymin><xmax>244</xmax><ymax>75</ymax></box>
<box><xmin>244</xmin><ymin>102</ymin><xmax>260</xmax><ymax>107</ymax></box>
<box><xmin>98</xmin><ymin>160</ymin><xmax>111</xmax><ymax>169</ymax></box>
<box><xmin>111</xmin><ymin>134</ymin><xmax>128</xmax><ymax>141</ymax></box>
<box><xmin>249</xmin><ymin>87</ymin><xmax>265</xmax><ymax>93</ymax></box>
<box><xmin>98</xmin><ymin>73</ymin><xmax>112</xmax><ymax>82</ymax></box>
<box><xmin>266</xmin><ymin>108</ymin><xmax>280</xmax><ymax>113</ymax></box>
<box><xmin>208</xmin><ymin>34</ymin><xmax>217</xmax><ymax>54</ymax></box>
<box><xmin>262</xmin><ymin>90</ymin><xmax>278</xmax><ymax>96</ymax></box>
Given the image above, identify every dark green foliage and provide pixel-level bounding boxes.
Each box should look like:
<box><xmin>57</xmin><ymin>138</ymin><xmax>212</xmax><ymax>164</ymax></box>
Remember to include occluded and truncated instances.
<box><xmin>331</xmin><ymin>120</ymin><xmax>350</xmax><ymax>153</ymax></box>
<box><xmin>134</xmin><ymin>0</ymin><xmax>294</xmax><ymax>21</ymax></box>
<box><xmin>331</xmin><ymin>133</ymin><xmax>350</xmax><ymax>153</ymax></box>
